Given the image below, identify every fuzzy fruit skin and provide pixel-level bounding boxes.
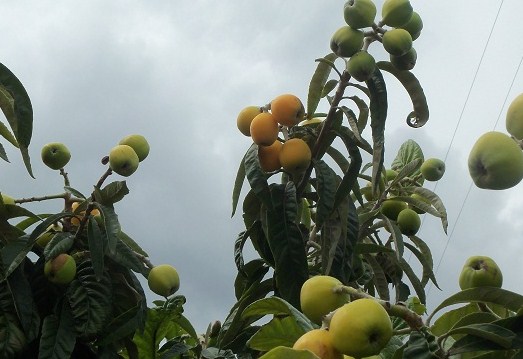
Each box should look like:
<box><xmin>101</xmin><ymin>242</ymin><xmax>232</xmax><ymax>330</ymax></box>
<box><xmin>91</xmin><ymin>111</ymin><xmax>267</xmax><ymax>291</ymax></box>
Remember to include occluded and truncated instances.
<box><xmin>398</xmin><ymin>11</ymin><xmax>423</xmax><ymax>40</ymax></box>
<box><xmin>258</xmin><ymin>141</ymin><xmax>282</xmax><ymax>172</ymax></box>
<box><xmin>1</xmin><ymin>194</ymin><xmax>15</xmax><ymax>205</ymax></box>
<box><xmin>250</xmin><ymin>112</ymin><xmax>279</xmax><ymax>147</ymax></box>
<box><xmin>119</xmin><ymin>134</ymin><xmax>150</xmax><ymax>162</ymax></box>
<box><xmin>293</xmin><ymin>329</ymin><xmax>343</xmax><ymax>359</ymax></box>
<box><xmin>237</xmin><ymin>106</ymin><xmax>262</xmax><ymax>137</ymax></box>
<box><xmin>271</xmin><ymin>94</ymin><xmax>305</xmax><ymax>127</ymax></box>
<box><xmin>506</xmin><ymin>93</ymin><xmax>523</xmax><ymax>140</ymax></box>
<box><xmin>347</xmin><ymin>51</ymin><xmax>376</xmax><ymax>82</ymax></box>
<box><xmin>330</xmin><ymin>26</ymin><xmax>364</xmax><ymax>58</ymax></box>
<box><xmin>41</xmin><ymin>142</ymin><xmax>71</xmax><ymax>170</ymax></box>
<box><xmin>279</xmin><ymin>138</ymin><xmax>312</xmax><ymax>175</ymax></box>
<box><xmin>459</xmin><ymin>256</ymin><xmax>503</xmax><ymax>290</ymax></box>
<box><xmin>330</xmin><ymin>298</ymin><xmax>393</xmax><ymax>358</ymax></box>
<box><xmin>382</xmin><ymin>28</ymin><xmax>412</xmax><ymax>56</ymax></box>
<box><xmin>148</xmin><ymin>264</ymin><xmax>180</xmax><ymax>297</ymax></box>
<box><xmin>380</xmin><ymin>199</ymin><xmax>407</xmax><ymax>221</ymax></box>
<box><xmin>468</xmin><ymin>131</ymin><xmax>523</xmax><ymax>190</ymax></box>
<box><xmin>420</xmin><ymin>158</ymin><xmax>445</xmax><ymax>181</ymax></box>
<box><xmin>381</xmin><ymin>0</ymin><xmax>413</xmax><ymax>27</ymax></box>
<box><xmin>343</xmin><ymin>0</ymin><xmax>377</xmax><ymax>29</ymax></box>
<box><xmin>390</xmin><ymin>47</ymin><xmax>417</xmax><ymax>71</ymax></box>
<box><xmin>44</xmin><ymin>254</ymin><xmax>77</xmax><ymax>285</ymax></box>
<box><xmin>396</xmin><ymin>208</ymin><xmax>421</xmax><ymax>236</ymax></box>
<box><xmin>300</xmin><ymin>275</ymin><xmax>349</xmax><ymax>325</ymax></box>
<box><xmin>109</xmin><ymin>144</ymin><xmax>140</xmax><ymax>177</ymax></box>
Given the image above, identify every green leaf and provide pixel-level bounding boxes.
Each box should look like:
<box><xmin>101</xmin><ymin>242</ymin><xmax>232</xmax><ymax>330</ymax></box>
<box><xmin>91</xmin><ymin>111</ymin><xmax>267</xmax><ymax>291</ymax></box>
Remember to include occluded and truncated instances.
<box><xmin>247</xmin><ymin>316</ymin><xmax>307</xmax><ymax>351</ymax></box>
<box><xmin>399</xmin><ymin>257</ymin><xmax>426</xmax><ymax>304</ymax></box>
<box><xmin>44</xmin><ymin>232</ymin><xmax>75</xmax><ymax>261</ymax></box>
<box><xmin>403</xmin><ymin>328</ymin><xmax>440</xmax><ymax>359</ymax></box>
<box><xmin>431</xmin><ymin>304</ymin><xmax>480</xmax><ymax>336</ymax></box>
<box><xmin>234</xmin><ymin>259</ymin><xmax>269</xmax><ymax>301</ymax></box>
<box><xmin>259</xmin><ymin>346</ymin><xmax>320</xmax><ymax>359</ymax></box>
<box><xmin>355</xmin><ymin>242</ymin><xmax>395</xmax><ymax>255</ymax></box>
<box><xmin>66</xmin><ymin>260</ymin><xmax>112</xmax><ymax>336</ymax></box>
<box><xmin>244</xmin><ymin>143</ymin><xmax>272</xmax><ymax>211</ymax></box>
<box><xmin>366</xmin><ymin>67</ymin><xmax>387</xmax><ymax>197</ymax></box>
<box><xmin>377</xmin><ymin>60</ymin><xmax>430</xmax><ymax>128</ymax></box>
<box><xmin>321</xmin><ymin>79</ymin><xmax>338</xmax><ymax>98</ymax></box>
<box><xmin>408</xmin><ymin>235</ymin><xmax>436</xmax><ymax>288</ymax></box>
<box><xmin>364</xmin><ymin>253</ymin><xmax>390</xmax><ymax>301</ymax></box>
<box><xmin>307</xmin><ymin>53</ymin><xmax>338</xmax><ymax>118</ymax></box>
<box><xmin>117</xmin><ymin>230</ymin><xmax>148</xmax><ymax>257</ymax></box>
<box><xmin>348</xmin><ymin>95</ymin><xmax>369</xmax><ymax>132</ymax></box>
<box><xmin>95</xmin><ymin>181</ymin><xmax>130</xmax><ymax>205</ymax></box>
<box><xmin>96</xmin><ymin>204</ymin><xmax>120</xmax><ymax>255</ymax></box>
<box><xmin>64</xmin><ymin>186</ymin><xmax>86</xmax><ymax>199</ymax></box>
<box><xmin>241</xmin><ymin>297</ymin><xmax>314</xmax><ymax>333</ymax></box>
<box><xmin>232</xmin><ymin>153</ymin><xmax>246</xmax><ymax>217</ymax></box>
<box><xmin>0</xmin><ymin>142</ymin><xmax>8</xmax><ymax>162</ymax></box>
<box><xmin>326</xmin><ymin>146</ymin><xmax>350</xmax><ymax>173</ymax></box>
<box><xmin>313</xmin><ymin>159</ymin><xmax>338</xmax><ymax>227</ymax></box>
<box><xmin>108</xmin><ymin>238</ymin><xmax>149</xmax><ymax>275</ymax></box>
<box><xmin>413</xmin><ymin>186</ymin><xmax>449</xmax><ymax>234</ymax></box>
<box><xmin>38</xmin><ymin>303</ymin><xmax>77</xmax><ymax>359</ymax></box>
<box><xmin>87</xmin><ymin>216</ymin><xmax>105</xmax><ymax>280</ymax></box>
<box><xmin>404</xmin><ymin>241</ymin><xmax>439</xmax><ymax>290</ymax></box>
<box><xmin>391</xmin><ymin>139</ymin><xmax>424</xmax><ymax>177</ymax></box>
<box><xmin>0</xmin><ymin>311</ymin><xmax>27</xmax><ymax>358</ymax></box>
<box><xmin>447</xmin><ymin>323</ymin><xmax>516</xmax><ymax>348</ymax></box>
<box><xmin>266</xmin><ymin>183</ymin><xmax>308</xmax><ymax>309</ymax></box>
<box><xmin>429</xmin><ymin>288</ymin><xmax>523</xmax><ymax>325</ymax></box>
<box><xmin>0</xmin><ymin>117</ymin><xmax>17</xmax><ymax>147</ymax></box>
<box><xmin>0</xmin><ymin>62</ymin><xmax>34</xmax><ymax>177</ymax></box>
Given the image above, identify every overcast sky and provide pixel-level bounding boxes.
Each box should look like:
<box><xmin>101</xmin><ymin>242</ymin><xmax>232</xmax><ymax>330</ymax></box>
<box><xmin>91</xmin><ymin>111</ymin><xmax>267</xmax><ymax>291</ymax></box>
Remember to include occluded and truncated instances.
<box><xmin>1</xmin><ymin>0</ymin><xmax>523</xmax><ymax>332</ymax></box>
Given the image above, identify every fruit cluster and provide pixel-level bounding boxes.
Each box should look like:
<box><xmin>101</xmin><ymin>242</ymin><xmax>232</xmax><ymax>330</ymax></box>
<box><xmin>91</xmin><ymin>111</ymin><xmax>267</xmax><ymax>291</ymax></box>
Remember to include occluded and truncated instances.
<box><xmin>236</xmin><ymin>94</ymin><xmax>312</xmax><ymax>176</ymax></box>
<box><xmin>330</xmin><ymin>0</ymin><xmax>423</xmax><ymax>82</ymax></box>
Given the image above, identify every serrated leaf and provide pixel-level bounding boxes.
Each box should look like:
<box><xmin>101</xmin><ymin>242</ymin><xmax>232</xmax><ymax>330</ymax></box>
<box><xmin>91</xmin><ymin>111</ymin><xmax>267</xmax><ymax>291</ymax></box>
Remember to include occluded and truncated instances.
<box><xmin>108</xmin><ymin>239</ymin><xmax>148</xmax><ymax>275</ymax></box>
<box><xmin>333</xmin><ymin>128</ymin><xmax>363</xmax><ymax>211</ymax></box>
<box><xmin>348</xmin><ymin>95</ymin><xmax>370</xmax><ymax>132</ymax></box>
<box><xmin>391</xmin><ymin>139</ymin><xmax>424</xmax><ymax>177</ymax></box>
<box><xmin>307</xmin><ymin>53</ymin><xmax>338</xmax><ymax>118</ymax></box>
<box><xmin>0</xmin><ymin>63</ymin><xmax>34</xmax><ymax>177</ymax></box>
<box><xmin>408</xmin><ymin>235</ymin><xmax>435</xmax><ymax>288</ymax></box>
<box><xmin>429</xmin><ymin>288</ymin><xmax>523</xmax><ymax>325</ymax></box>
<box><xmin>366</xmin><ymin>67</ymin><xmax>387</xmax><ymax>196</ymax></box>
<box><xmin>413</xmin><ymin>186</ymin><xmax>448</xmax><ymax>234</ymax></box>
<box><xmin>364</xmin><ymin>253</ymin><xmax>390</xmax><ymax>301</ymax></box>
<box><xmin>259</xmin><ymin>346</ymin><xmax>320</xmax><ymax>359</ymax></box>
<box><xmin>44</xmin><ymin>232</ymin><xmax>75</xmax><ymax>261</ymax></box>
<box><xmin>399</xmin><ymin>257</ymin><xmax>426</xmax><ymax>304</ymax></box>
<box><xmin>95</xmin><ymin>181</ymin><xmax>130</xmax><ymax>205</ymax></box>
<box><xmin>66</xmin><ymin>261</ymin><xmax>112</xmax><ymax>336</ymax></box>
<box><xmin>95</xmin><ymin>204</ymin><xmax>120</xmax><ymax>254</ymax></box>
<box><xmin>244</xmin><ymin>143</ymin><xmax>272</xmax><ymax>211</ymax></box>
<box><xmin>87</xmin><ymin>216</ymin><xmax>104</xmax><ymax>280</ymax></box>
<box><xmin>247</xmin><ymin>316</ymin><xmax>307</xmax><ymax>351</ymax></box>
<box><xmin>313</xmin><ymin>159</ymin><xmax>338</xmax><ymax>227</ymax></box>
<box><xmin>403</xmin><ymin>329</ymin><xmax>440</xmax><ymax>359</ymax></box>
<box><xmin>266</xmin><ymin>183</ymin><xmax>308</xmax><ymax>309</ymax></box>
<box><xmin>404</xmin><ymin>241</ymin><xmax>439</xmax><ymax>290</ymax></box>
<box><xmin>38</xmin><ymin>304</ymin><xmax>76</xmax><ymax>359</ymax></box>
<box><xmin>377</xmin><ymin>61</ymin><xmax>429</xmax><ymax>128</ymax></box>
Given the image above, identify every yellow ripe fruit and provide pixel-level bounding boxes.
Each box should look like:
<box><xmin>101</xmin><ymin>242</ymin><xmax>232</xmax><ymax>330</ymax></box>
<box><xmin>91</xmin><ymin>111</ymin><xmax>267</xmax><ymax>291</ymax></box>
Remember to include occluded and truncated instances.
<box><xmin>258</xmin><ymin>141</ymin><xmax>283</xmax><ymax>172</ymax></box>
<box><xmin>250</xmin><ymin>112</ymin><xmax>279</xmax><ymax>146</ymax></box>
<box><xmin>293</xmin><ymin>329</ymin><xmax>343</xmax><ymax>359</ymax></box>
<box><xmin>270</xmin><ymin>94</ymin><xmax>305</xmax><ymax>127</ymax></box>
<box><xmin>279</xmin><ymin>138</ymin><xmax>312</xmax><ymax>174</ymax></box>
<box><xmin>237</xmin><ymin>106</ymin><xmax>262</xmax><ymax>137</ymax></box>
<box><xmin>71</xmin><ymin>202</ymin><xmax>101</xmax><ymax>226</ymax></box>
<box><xmin>300</xmin><ymin>275</ymin><xmax>349</xmax><ymax>325</ymax></box>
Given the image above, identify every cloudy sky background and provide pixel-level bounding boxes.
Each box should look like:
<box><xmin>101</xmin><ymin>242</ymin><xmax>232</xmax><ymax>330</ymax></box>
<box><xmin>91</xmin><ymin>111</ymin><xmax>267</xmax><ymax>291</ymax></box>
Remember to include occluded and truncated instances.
<box><xmin>1</xmin><ymin>0</ymin><xmax>523</xmax><ymax>332</ymax></box>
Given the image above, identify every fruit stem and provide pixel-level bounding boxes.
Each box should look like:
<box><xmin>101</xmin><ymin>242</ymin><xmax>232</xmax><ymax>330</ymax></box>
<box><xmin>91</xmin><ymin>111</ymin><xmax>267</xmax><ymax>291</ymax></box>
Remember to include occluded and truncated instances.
<box><xmin>336</xmin><ymin>285</ymin><xmax>425</xmax><ymax>330</ymax></box>
<box><xmin>15</xmin><ymin>192</ymin><xmax>68</xmax><ymax>204</ymax></box>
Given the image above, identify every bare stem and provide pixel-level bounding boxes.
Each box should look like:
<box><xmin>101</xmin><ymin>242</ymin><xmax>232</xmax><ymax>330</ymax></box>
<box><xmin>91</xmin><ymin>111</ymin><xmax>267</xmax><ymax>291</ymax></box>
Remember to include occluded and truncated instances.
<box><xmin>16</xmin><ymin>193</ymin><xmax>68</xmax><ymax>204</ymax></box>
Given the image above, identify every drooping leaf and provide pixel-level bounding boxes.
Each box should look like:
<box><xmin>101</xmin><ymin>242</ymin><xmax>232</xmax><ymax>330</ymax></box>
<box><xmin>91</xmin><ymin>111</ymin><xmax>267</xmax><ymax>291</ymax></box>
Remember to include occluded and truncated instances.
<box><xmin>313</xmin><ymin>159</ymin><xmax>338</xmax><ymax>228</ymax></box>
<box><xmin>87</xmin><ymin>216</ymin><xmax>105</xmax><ymax>280</ymax></box>
<box><xmin>232</xmin><ymin>153</ymin><xmax>246</xmax><ymax>217</ymax></box>
<box><xmin>404</xmin><ymin>241</ymin><xmax>439</xmax><ymax>290</ymax></box>
<box><xmin>307</xmin><ymin>53</ymin><xmax>338</xmax><ymax>118</ymax></box>
<box><xmin>95</xmin><ymin>204</ymin><xmax>120</xmax><ymax>255</ymax></box>
<box><xmin>266</xmin><ymin>183</ymin><xmax>308</xmax><ymax>309</ymax></box>
<box><xmin>366</xmin><ymin>67</ymin><xmax>387</xmax><ymax>197</ymax></box>
<box><xmin>0</xmin><ymin>142</ymin><xmax>8</xmax><ymax>162</ymax></box>
<box><xmin>108</xmin><ymin>238</ymin><xmax>149</xmax><ymax>276</ymax></box>
<box><xmin>43</xmin><ymin>232</ymin><xmax>75</xmax><ymax>261</ymax></box>
<box><xmin>117</xmin><ymin>230</ymin><xmax>148</xmax><ymax>257</ymax></box>
<box><xmin>234</xmin><ymin>259</ymin><xmax>269</xmax><ymax>301</ymax></box>
<box><xmin>399</xmin><ymin>257</ymin><xmax>426</xmax><ymax>304</ymax></box>
<box><xmin>364</xmin><ymin>253</ymin><xmax>390</xmax><ymax>301</ymax></box>
<box><xmin>413</xmin><ymin>186</ymin><xmax>449</xmax><ymax>234</ymax></box>
<box><xmin>377</xmin><ymin>61</ymin><xmax>430</xmax><ymax>128</ymax></box>
<box><xmin>333</xmin><ymin>128</ymin><xmax>363</xmax><ymax>211</ymax></box>
<box><xmin>244</xmin><ymin>143</ymin><xmax>273</xmax><ymax>211</ymax></box>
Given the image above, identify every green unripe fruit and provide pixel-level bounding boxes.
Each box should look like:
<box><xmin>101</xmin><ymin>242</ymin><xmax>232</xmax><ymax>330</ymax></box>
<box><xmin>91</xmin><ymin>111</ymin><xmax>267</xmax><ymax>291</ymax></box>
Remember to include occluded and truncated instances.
<box><xmin>396</xmin><ymin>208</ymin><xmax>421</xmax><ymax>236</ymax></box>
<box><xmin>41</xmin><ymin>142</ymin><xmax>71</xmax><ymax>170</ymax></box>
<box><xmin>344</xmin><ymin>0</ymin><xmax>377</xmax><ymax>29</ymax></box>
<box><xmin>148</xmin><ymin>264</ymin><xmax>180</xmax><ymax>297</ymax></box>
<box><xmin>119</xmin><ymin>134</ymin><xmax>150</xmax><ymax>162</ymax></box>
<box><xmin>380</xmin><ymin>199</ymin><xmax>407</xmax><ymax>221</ymax></box>
<box><xmin>468</xmin><ymin>131</ymin><xmax>523</xmax><ymax>190</ymax></box>
<box><xmin>459</xmin><ymin>256</ymin><xmax>503</xmax><ymax>290</ymax></box>
<box><xmin>382</xmin><ymin>28</ymin><xmax>412</xmax><ymax>56</ymax></box>
<box><xmin>36</xmin><ymin>223</ymin><xmax>62</xmax><ymax>248</ymax></box>
<box><xmin>390</xmin><ymin>47</ymin><xmax>417</xmax><ymax>71</ymax></box>
<box><xmin>347</xmin><ymin>51</ymin><xmax>376</xmax><ymax>82</ymax></box>
<box><xmin>506</xmin><ymin>93</ymin><xmax>523</xmax><ymax>140</ymax></box>
<box><xmin>109</xmin><ymin>144</ymin><xmax>140</xmax><ymax>177</ymax></box>
<box><xmin>398</xmin><ymin>11</ymin><xmax>423</xmax><ymax>40</ymax></box>
<box><xmin>300</xmin><ymin>275</ymin><xmax>349</xmax><ymax>325</ymax></box>
<box><xmin>384</xmin><ymin>169</ymin><xmax>398</xmax><ymax>182</ymax></box>
<box><xmin>381</xmin><ymin>0</ymin><xmax>413</xmax><ymax>27</ymax></box>
<box><xmin>330</xmin><ymin>26</ymin><xmax>364</xmax><ymax>58</ymax></box>
<box><xmin>1</xmin><ymin>194</ymin><xmax>15</xmax><ymax>205</ymax></box>
<box><xmin>44</xmin><ymin>253</ymin><xmax>77</xmax><ymax>285</ymax></box>
<box><xmin>420</xmin><ymin>158</ymin><xmax>445</xmax><ymax>181</ymax></box>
